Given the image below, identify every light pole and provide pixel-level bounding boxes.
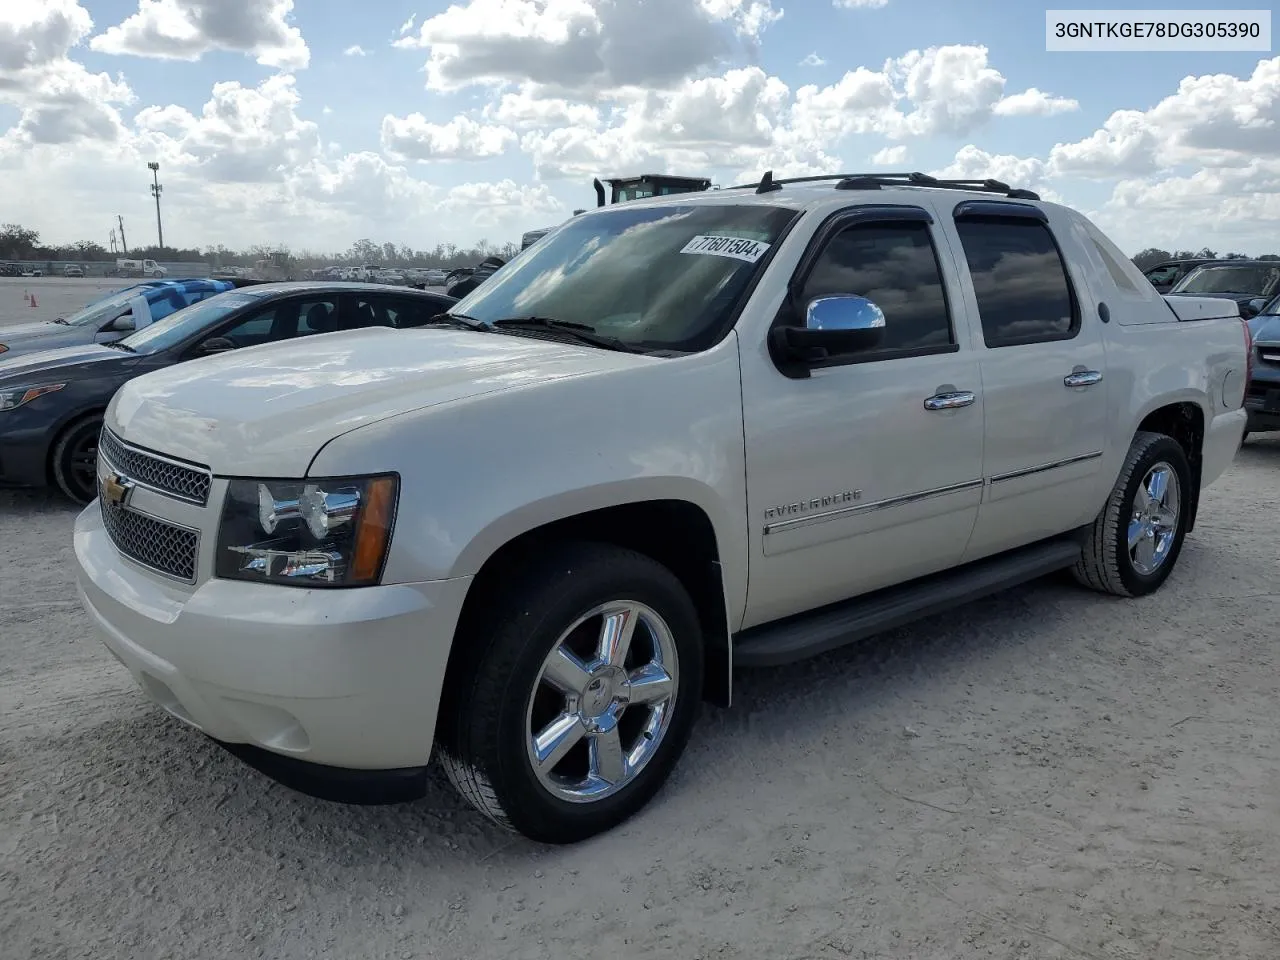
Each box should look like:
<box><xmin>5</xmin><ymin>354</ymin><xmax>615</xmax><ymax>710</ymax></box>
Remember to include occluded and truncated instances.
<box><xmin>148</xmin><ymin>162</ymin><xmax>164</xmax><ymax>250</ymax></box>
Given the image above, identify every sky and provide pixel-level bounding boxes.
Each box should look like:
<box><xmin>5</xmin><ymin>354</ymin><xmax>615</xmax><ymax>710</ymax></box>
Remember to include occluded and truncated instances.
<box><xmin>0</xmin><ymin>0</ymin><xmax>1276</xmax><ymax>257</ymax></box>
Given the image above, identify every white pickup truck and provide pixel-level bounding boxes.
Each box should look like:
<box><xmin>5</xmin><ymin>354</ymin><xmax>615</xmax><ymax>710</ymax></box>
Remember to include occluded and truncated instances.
<box><xmin>73</xmin><ymin>174</ymin><xmax>1250</xmax><ymax>844</ymax></box>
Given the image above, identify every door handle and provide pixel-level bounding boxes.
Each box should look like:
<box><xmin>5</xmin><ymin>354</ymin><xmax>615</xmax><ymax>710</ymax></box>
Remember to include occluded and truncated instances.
<box><xmin>1064</xmin><ymin>370</ymin><xmax>1103</xmax><ymax>388</ymax></box>
<box><xmin>923</xmin><ymin>390</ymin><xmax>976</xmax><ymax>411</ymax></box>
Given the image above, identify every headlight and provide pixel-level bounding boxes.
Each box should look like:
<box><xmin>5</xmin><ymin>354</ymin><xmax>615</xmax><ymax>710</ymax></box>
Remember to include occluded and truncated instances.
<box><xmin>0</xmin><ymin>382</ymin><xmax>65</xmax><ymax>411</ymax></box>
<box><xmin>215</xmin><ymin>474</ymin><xmax>399</xmax><ymax>587</ymax></box>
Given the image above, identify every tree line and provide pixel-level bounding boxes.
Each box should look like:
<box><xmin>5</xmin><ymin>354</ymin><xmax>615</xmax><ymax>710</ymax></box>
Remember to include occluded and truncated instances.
<box><xmin>1131</xmin><ymin>247</ymin><xmax>1280</xmax><ymax>270</ymax></box>
<box><xmin>0</xmin><ymin>224</ymin><xmax>521</xmax><ymax>271</ymax></box>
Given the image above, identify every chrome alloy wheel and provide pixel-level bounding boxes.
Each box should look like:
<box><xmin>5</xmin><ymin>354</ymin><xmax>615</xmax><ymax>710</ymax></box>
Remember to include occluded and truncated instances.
<box><xmin>525</xmin><ymin>601</ymin><xmax>680</xmax><ymax>803</ymax></box>
<box><xmin>1129</xmin><ymin>461</ymin><xmax>1181</xmax><ymax>576</ymax></box>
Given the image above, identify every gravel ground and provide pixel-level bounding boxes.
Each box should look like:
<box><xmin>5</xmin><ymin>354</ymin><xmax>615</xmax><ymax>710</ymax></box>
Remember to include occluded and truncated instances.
<box><xmin>3</xmin><ymin>284</ymin><xmax>1280</xmax><ymax>957</ymax></box>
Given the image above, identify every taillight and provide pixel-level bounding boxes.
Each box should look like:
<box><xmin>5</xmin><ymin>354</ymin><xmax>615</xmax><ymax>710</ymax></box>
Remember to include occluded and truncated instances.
<box><xmin>1243</xmin><ymin>317</ymin><xmax>1254</xmax><ymax>385</ymax></box>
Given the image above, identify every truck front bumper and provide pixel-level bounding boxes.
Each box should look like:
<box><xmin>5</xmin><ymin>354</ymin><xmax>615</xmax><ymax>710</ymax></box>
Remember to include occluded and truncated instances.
<box><xmin>74</xmin><ymin>502</ymin><xmax>473</xmax><ymax>791</ymax></box>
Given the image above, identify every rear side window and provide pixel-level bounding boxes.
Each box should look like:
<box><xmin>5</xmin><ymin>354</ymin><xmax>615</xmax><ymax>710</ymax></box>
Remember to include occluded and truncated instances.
<box><xmin>800</xmin><ymin>220</ymin><xmax>955</xmax><ymax>355</ymax></box>
<box><xmin>954</xmin><ymin>218</ymin><xmax>1079</xmax><ymax>348</ymax></box>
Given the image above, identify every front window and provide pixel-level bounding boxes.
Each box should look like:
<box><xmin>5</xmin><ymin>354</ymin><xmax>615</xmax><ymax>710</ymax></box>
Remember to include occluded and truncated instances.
<box><xmin>452</xmin><ymin>203</ymin><xmax>798</xmax><ymax>352</ymax></box>
<box><xmin>1171</xmin><ymin>264</ymin><xmax>1280</xmax><ymax>296</ymax></box>
<box><xmin>118</xmin><ymin>291</ymin><xmax>267</xmax><ymax>353</ymax></box>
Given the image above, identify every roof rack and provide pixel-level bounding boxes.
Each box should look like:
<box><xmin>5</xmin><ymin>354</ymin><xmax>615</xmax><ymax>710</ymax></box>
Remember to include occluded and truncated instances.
<box><xmin>732</xmin><ymin>170</ymin><xmax>1040</xmax><ymax>201</ymax></box>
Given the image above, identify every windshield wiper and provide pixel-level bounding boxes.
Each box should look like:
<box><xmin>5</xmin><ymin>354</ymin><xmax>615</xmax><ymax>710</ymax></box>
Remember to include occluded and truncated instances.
<box><xmin>426</xmin><ymin>312</ymin><xmax>492</xmax><ymax>331</ymax></box>
<box><xmin>52</xmin><ymin>317</ymin><xmax>69</xmax><ymax>325</ymax></box>
<box><xmin>104</xmin><ymin>341</ymin><xmax>136</xmax><ymax>352</ymax></box>
<box><xmin>490</xmin><ymin>316</ymin><xmax>643</xmax><ymax>353</ymax></box>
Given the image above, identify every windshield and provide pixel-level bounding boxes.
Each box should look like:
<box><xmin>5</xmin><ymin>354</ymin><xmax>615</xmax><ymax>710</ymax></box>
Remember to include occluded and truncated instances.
<box><xmin>1171</xmin><ymin>263</ymin><xmax>1280</xmax><ymax>296</ymax></box>
<box><xmin>61</xmin><ymin>288</ymin><xmax>146</xmax><ymax>327</ymax></box>
<box><xmin>119</xmin><ymin>290</ymin><xmax>265</xmax><ymax>354</ymax></box>
<box><xmin>452</xmin><ymin>202</ymin><xmax>798</xmax><ymax>352</ymax></box>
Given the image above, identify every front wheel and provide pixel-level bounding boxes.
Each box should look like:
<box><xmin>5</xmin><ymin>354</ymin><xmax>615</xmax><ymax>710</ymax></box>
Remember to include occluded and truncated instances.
<box><xmin>51</xmin><ymin>415</ymin><xmax>103</xmax><ymax>504</ymax></box>
<box><xmin>1073</xmin><ymin>431</ymin><xmax>1191</xmax><ymax>597</ymax></box>
<box><xmin>438</xmin><ymin>542</ymin><xmax>704</xmax><ymax>844</ymax></box>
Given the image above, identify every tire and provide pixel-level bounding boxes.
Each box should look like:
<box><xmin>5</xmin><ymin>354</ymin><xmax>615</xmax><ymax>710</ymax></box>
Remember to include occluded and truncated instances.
<box><xmin>1072</xmin><ymin>430</ymin><xmax>1191</xmax><ymax>598</ymax></box>
<box><xmin>437</xmin><ymin>542</ymin><xmax>704</xmax><ymax>844</ymax></box>
<box><xmin>51</xmin><ymin>415</ymin><xmax>103</xmax><ymax>504</ymax></box>
<box><xmin>152</xmin><ymin>271</ymin><xmax>164</xmax><ymax>278</ymax></box>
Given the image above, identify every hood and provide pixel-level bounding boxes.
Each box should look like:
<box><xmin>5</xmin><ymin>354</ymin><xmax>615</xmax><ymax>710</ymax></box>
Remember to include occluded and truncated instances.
<box><xmin>0</xmin><ymin>321</ymin><xmax>93</xmax><ymax>356</ymax></box>
<box><xmin>0</xmin><ymin>343</ymin><xmax>129</xmax><ymax>384</ymax></box>
<box><xmin>109</xmin><ymin>326</ymin><xmax>657</xmax><ymax>476</ymax></box>
<box><xmin>1249</xmin><ymin>313</ymin><xmax>1280</xmax><ymax>345</ymax></box>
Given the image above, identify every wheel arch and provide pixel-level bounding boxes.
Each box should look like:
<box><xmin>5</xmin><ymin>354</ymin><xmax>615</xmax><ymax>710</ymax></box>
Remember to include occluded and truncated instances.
<box><xmin>443</xmin><ymin>498</ymin><xmax>734</xmax><ymax>713</ymax></box>
<box><xmin>45</xmin><ymin>406</ymin><xmax>107</xmax><ymax>486</ymax></box>
<box><xmin>1133</xmin><ymin>400</ymin><xmax>1205</xmax><ymax>532</ymax></box>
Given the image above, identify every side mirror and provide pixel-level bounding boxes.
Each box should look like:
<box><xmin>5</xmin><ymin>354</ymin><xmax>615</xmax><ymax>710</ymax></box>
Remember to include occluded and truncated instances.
<box><xmin>770</xmin><ymin>294</ymin><xmax>886</xmax><ymax>364</ymax></box>
<box><xmin>1243</xmin><ymin>298</ymin><xmax>1267</xmax><ymax>318</ymax></box>
<box><xmin>199</xmin><ymin>337</ymin><xmax>236</xmax><ymax>354</ymax></box>
<box><xmin>108</xmin><ymin>313</ymin><xmax>135</xmax><ymax>333</ymax></box>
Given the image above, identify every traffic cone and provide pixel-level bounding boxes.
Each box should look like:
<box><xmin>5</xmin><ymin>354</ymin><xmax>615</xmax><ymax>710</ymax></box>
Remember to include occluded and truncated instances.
<box><xmin>29</xmin><ymin>293</ymin><xmax>37</xmax><ymax>308</ymax></box>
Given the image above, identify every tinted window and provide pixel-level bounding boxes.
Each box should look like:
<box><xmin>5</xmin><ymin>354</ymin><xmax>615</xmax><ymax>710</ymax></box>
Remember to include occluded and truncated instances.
<box><xmin>800</xmin><ymin>220</ymin><xmax>954</xmax><ymax>352</ymax></box>
<box><xmin>377</xmin><ymin>296</ymin><xmax>452</xmax><ymax>328</ymax></box>
<box><xmin>1144</xmin><ymin>265</ymin><xmax>1178</xmax><ymax>285</ymax></box>
<box><xmin>453</xmin><ymin>203</ymin><xmax>798</xmax><ymax>353</ymax></box>
<box><xmin>120</xmin><ymin>291</ymin><xmax>267</xmax><ymax>353</ymax></box>
<box><xmin>217</xmin><ymin>298</ymin><xmax>342</xmax><ymax>348</ymax></box>
<box><xmin>955</xmin><ymin>218</ymin><xmax>1077</xmax><ymax>347</ymax></box>
<box><xmin>1171</xmin><ymin>264</ymin><xmax>1280</xmax><ymax>297</ymax></box>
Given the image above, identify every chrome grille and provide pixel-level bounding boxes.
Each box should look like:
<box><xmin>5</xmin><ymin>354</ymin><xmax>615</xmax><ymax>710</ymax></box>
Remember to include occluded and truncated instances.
<box><xmin>99</xmin><ymin>498</ymin><xmax>199</xmax><ymax>583</ymax></box>
<box><xmin>98</xmin><ymin>428</ymin><xmax>212</xmax><ymax>505</ymax></box>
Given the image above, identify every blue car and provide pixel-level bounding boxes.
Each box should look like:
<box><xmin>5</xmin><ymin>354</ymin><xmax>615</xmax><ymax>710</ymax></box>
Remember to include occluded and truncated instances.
<box><xmin>1246</xmin><ymin>294</ymin><xmax>1280</xmax><ymax>437</ymax></box>
<box><xmin>0</xmin><ymin>278</ymin><xmax>248</xmax><ymax>359</ymax></box>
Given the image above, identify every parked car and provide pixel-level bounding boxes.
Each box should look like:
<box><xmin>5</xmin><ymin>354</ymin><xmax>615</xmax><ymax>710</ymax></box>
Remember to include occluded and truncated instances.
<box><xmin>71</xmin><ymin>174</ymin><xmax>1247</xmax><ymax>844</ymax></box>
<box><xmin>1244</xmin><ymin>294</ymin><xmax>1280</xmax><ymax>438</ymax></box>
<box><xmin>1141</xmin><ymin>258</ymin><xmax>1215</xmax><ymax>293</ymax></box>
<box><xmin>1166</xmin><ymin>260</ymin><xmax>1280</xmax><ymax>317</ymax></box>
<box><xmin>0</xmin><ymin>282</ymin><xmax>456</xmax><ymax>502</ymax></box>
<box><xmin>63</xmin><ymin>264</ymin><xmax>84</xmax><ymax>278</ymax></box>
<box><xmin>0</xmin><ymin>278</ymin><xmax>238</xmax><ymax>360</ymax></box>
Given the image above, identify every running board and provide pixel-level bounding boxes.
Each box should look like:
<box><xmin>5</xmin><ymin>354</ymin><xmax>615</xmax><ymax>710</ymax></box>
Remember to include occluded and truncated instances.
<box><xmin>733</xmin><ymin>536</ymin><xmax>1085</xmax><ymax>668</ymax></box>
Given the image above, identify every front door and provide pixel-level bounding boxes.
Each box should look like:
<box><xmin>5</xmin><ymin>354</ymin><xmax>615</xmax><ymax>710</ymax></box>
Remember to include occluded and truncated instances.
<box><xmin>740</xmin><ymin>208</ymin><xmax>986</xmax><ymax>628</ymax></box>
<box><xmin>940</xmin><ymin>203</ymin><xmax>1110</xmax><ymax>561</ymax></box>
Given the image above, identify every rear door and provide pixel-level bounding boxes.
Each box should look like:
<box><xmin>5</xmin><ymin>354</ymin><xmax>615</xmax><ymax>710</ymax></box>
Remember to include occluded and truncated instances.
<box><xmin>939</xmin><ymin>201</ymin><xmax>1110</xmax><ymax>561</ymax></box>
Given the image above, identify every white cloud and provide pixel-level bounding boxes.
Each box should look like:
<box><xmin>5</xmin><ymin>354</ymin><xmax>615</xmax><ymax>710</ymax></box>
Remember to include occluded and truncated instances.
<box><xmin>90</xmin><ymin>0</ymin><xmax>309</xmax><ymax>70</ymax></box>
<box><xmin>799</xmin><ymin>52</ymin><xmax>825</xmax><ymax>67</ymax></box>
<box><xmin>993</xmin><ymin>87</ymin><xmax>1079</xmax><ymax>117</ymax></box>
<box><xmin>869</xmin><ymin>144</ymin><xmax>907</xmax><ymax>165</ymax></box>
<box><xmin>0</xmin><ymin>0</ymin><xmax>135</xmax><ymax>147</ymax></box>
<box><xmin>381</xmin><ymin>113</ymin><xmax>516</xmax><ymax>161</ymax></box>
<box><xmin>440</xmin><ymin>178</ymin><xmax>564</xmax><ymax>227</ymax></box>
<box><xmin>1050</xmin><ymin>57</ymin><xmax>1280</xmax><ymax>180</ymax></box>
<box><xmin>394</xmin><ymin>0</ymin><xmax>781</xmax><ymax>95</ymax></box>
<box><xmin>396</xmin><ymin>13</ymin><xmax>416</xmax><ymax>37</ymax></box>
<box><xmin>483</xmin><ymin>85</ymin><xmax>601</xmax><ymax>129</ymax></box>
<box><xmin>343</xmin><ymin>45</ymin><xmax>367</xmax><ymax>57</ymax></box>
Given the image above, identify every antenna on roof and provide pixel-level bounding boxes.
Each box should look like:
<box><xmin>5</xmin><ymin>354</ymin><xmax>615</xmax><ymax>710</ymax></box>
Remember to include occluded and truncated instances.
<box><xmin>755</xmin><ymin>170</ymin><xmax>782</xmax><ymax>194</ymax></box>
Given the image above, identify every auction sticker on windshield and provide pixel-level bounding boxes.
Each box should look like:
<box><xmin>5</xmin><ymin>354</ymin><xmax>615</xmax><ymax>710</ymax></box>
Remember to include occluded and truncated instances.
<box><xmin>680</xmin><ymin>235</ymin><xmax>771</xmax><ymax>263</ymax></box>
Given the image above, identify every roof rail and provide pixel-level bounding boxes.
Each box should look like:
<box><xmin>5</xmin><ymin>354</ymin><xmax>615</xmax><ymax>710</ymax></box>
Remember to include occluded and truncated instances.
<box><xmin>726</xmin><ymin>171</ymin><xmax>1040</xmax><ymax>201</ymax></box>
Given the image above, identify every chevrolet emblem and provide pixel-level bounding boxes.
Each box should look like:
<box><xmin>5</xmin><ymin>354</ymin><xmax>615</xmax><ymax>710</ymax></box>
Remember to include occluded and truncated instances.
<box><xmin>101</xmin><ymin>471</ymin><xmax>135</xmax><ymax>507</ymax></box>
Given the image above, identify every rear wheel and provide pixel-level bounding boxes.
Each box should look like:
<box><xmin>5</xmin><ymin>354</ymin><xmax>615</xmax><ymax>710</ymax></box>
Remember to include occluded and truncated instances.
<box><xmin>1073</xmin><ymin>431</ymin><xmax>1190</xmax><ymax>597</ymax></box>
<box><xmin>51</xmin><ymin>415</ymin><xmax>102</xmax><ymax>504</ymax></box>
<box><xmin>438</xmin><ymin>542</ymin><xmax>704</xmax><ymax>844</ymax></box>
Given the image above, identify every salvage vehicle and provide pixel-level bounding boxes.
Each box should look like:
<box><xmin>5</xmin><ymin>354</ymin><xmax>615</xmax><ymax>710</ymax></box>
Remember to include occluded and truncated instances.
<box><xmin>1141</xmin><ymin>258</ymin><xmax>1215</xmax><ymax>293</ymax></box>
<box><xmin>2</xmin><ymin>282</ymin><xmax>456</xmax><ymax>502</ymax></box>
<box><xmin>1166</xmin><ymin>259</ymin><xmax>1280</xmax><ymax>317</ymax></box>
<box><xmin>1244</xmin><ymin>294</ymin><xmax>1280</xmax><ymax>438</ymax></box>
<box><xmin>73</xmin><ymin>173</ymin><xmax>1249</xmax><ymax>844</ymax></box>
<box><xmin>116</xmin><ymin>258</ymin><xmax>167</xmax><ymax>279</ymax></box>
<box><xmin>0</xmin><ymin>278</ymin><xmax>239</xmax><ymax>360</ymax></box>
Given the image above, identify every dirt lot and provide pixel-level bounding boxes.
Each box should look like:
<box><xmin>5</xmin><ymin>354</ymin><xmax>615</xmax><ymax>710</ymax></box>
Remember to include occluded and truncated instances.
<box><xmin>0</xmin><ymin>276</ymin><xmax>131</xmax><ymax>327</ymax></box>
<box><xmin>2</xmin><ymin>311</ymin><xmax>1279</xmax><ymax>956</ymax></box>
